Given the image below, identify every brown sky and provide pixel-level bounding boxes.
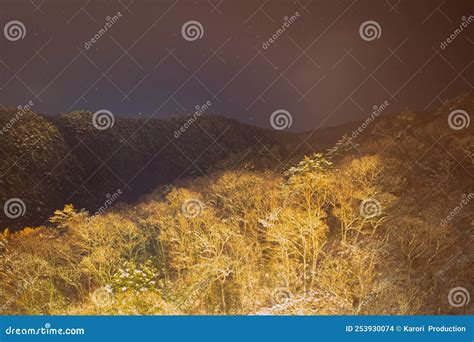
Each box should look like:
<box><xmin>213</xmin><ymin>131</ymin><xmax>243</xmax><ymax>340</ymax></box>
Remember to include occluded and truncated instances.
<box><xmin>0</xmin><ymin>0</ymin><xmax>472</xmax><ymax>131</ymax></box>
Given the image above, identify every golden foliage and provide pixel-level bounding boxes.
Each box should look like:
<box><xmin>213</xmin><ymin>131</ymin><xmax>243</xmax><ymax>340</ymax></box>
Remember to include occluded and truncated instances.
<box><xmin>0</xmin><ymin>151</ymin><xmax>470</xmax><ymax>315</ymax></box>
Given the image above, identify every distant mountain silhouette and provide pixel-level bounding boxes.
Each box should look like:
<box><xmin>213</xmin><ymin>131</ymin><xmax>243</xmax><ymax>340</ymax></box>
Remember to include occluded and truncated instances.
<box><xmin>1</xmin><ymin>91</ymin><xmax>472</xmax><ymax>231</ymax></box>
<box><xmin>0</xmin><ymin>108</ymin><xmax>342</xmax><ymax>230</ymax></box>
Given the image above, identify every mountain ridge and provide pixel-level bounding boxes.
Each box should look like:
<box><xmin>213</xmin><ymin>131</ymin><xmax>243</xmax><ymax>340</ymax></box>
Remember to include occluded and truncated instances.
<box><xmin>1</xmin><ymin>92</ymin><xmax>472</xmax><ymax>230</ymax></box>
<box><xmin>0</xmin><ymin>109</ymin><xmax>321</xmax><ymax>230</ymax></box>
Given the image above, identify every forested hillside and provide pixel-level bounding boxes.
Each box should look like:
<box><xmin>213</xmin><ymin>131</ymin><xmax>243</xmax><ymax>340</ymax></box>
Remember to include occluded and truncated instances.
<box><xmin>0</xmin><ymin>92</ymin><xmax>472</xmax><ymax>315</ymax></box>
<box><xmin>0</xmin><ymin>109</ymin><xmax>323</xmax><ymax>230</ymax></box>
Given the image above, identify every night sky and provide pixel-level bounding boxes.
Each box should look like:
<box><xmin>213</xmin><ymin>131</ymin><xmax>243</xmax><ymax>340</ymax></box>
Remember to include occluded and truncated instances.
<box><xmin>0</xmin><ymin>0</ymin><xmax>472</xmax><ymax>131</ymax></box>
